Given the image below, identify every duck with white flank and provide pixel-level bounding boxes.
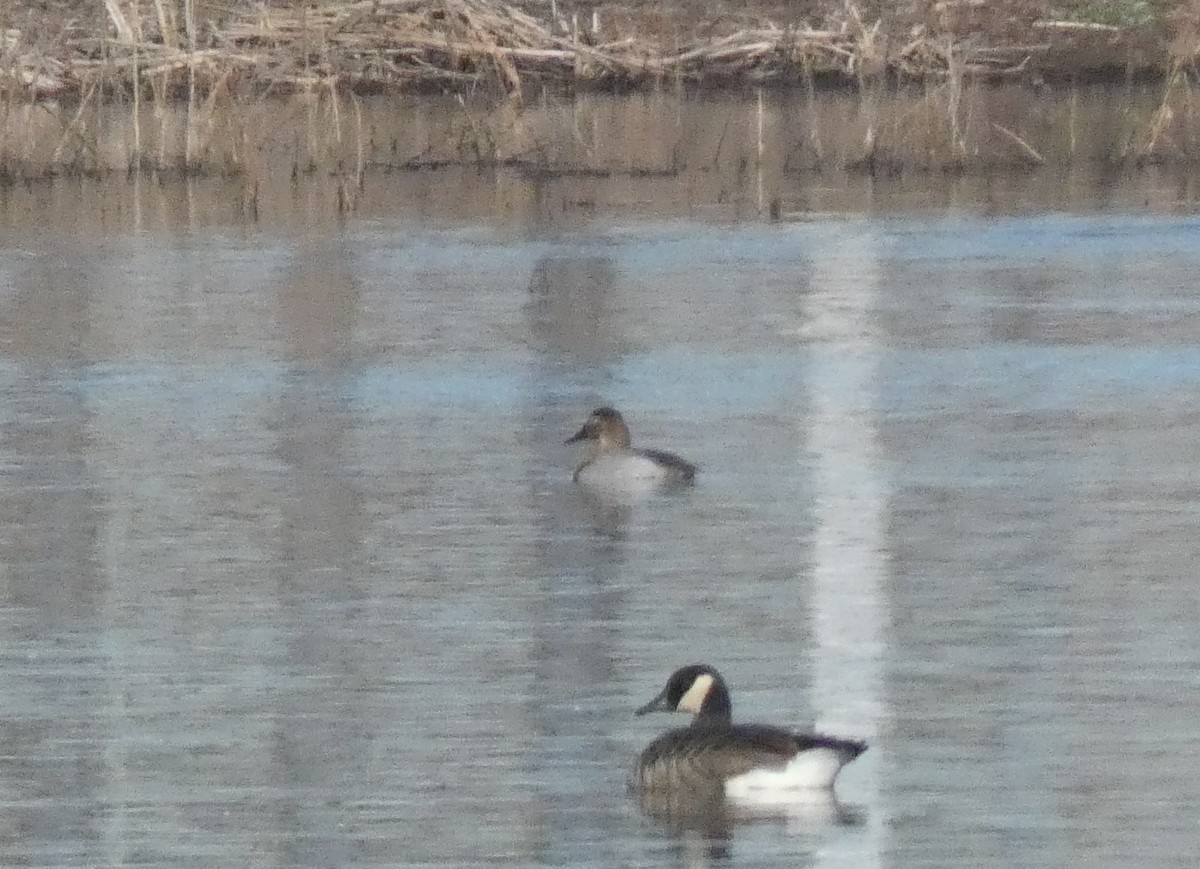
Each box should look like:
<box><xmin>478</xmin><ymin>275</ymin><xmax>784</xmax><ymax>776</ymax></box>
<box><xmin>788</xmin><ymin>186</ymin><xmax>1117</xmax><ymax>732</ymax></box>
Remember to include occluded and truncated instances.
<box><xmin>565</xmin><ymin>407</ymin><xmax>697</xmax><ymax>488</ymax></box>
<box><xmin>634</xmin><ymin>664</ymin><xmax>866</xmax><ymax>804</ymax></box>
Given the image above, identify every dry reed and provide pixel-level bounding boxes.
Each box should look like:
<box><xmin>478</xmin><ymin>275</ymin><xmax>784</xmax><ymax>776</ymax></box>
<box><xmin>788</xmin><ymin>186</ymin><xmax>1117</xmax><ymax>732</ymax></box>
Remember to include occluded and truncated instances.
<box><xmin>0</xmin><ymin>0</ymin><xmax>1179</xmax><ymax>103</ymax></box>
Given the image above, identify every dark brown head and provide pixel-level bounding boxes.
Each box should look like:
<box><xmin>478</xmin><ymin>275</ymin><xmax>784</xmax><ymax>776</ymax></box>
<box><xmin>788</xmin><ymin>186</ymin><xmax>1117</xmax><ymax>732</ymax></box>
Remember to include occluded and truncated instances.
<box><xmin>565</xmin><ymin>406</ymin><xmax>632</xmax><ymax>449</ymax></box>
<box><xmin>636</xmin><ymin>664</ymin><xmax>733</xmax><ymax>723</ymax></box>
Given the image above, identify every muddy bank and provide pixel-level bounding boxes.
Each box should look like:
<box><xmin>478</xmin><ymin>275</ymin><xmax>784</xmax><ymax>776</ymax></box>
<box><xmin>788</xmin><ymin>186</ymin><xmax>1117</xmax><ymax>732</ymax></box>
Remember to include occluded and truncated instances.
<box><xmin>2</xmin><ymin>0</ymin><xmax>1197</xmax><ymax>101</ymax></box>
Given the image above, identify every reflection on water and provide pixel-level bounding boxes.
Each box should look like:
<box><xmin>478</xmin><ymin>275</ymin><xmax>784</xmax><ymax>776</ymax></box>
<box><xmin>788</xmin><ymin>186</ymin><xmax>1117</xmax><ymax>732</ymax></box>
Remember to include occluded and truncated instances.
<box><xmin>3</xmin><ymin>86</ymin><xmax>1200</xmax><ymax>231</ymax></box>
<box><xmin>804</xmin><ymin>225</ymin><xmax>887</xmax><ymax>869</ymax></box>
<box><xmin>639</xmin><ymin>786</ymin><xmax>866</xmax><ymax>837</ymax></box>
<box><xmin>637</xmin><ymin>789</ymin><xmax>865</xmax><ymax>869</ymax></box>
<box><xmin>3</xmin><ymin>209</ymin><xmax>1200</xmax><ymax>867</ymax></box>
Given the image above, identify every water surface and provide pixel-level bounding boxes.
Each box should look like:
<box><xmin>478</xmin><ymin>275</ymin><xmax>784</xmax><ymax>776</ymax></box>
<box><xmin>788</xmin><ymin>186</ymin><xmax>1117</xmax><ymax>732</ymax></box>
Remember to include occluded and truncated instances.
<box><xmin>2</xmin><ymin>147</ymin><xmax>1199</xmax><ymax>867</ymax></box>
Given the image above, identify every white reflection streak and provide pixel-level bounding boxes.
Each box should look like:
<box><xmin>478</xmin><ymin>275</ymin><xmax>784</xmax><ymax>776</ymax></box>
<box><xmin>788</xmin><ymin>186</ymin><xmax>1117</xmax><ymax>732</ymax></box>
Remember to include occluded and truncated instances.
<box><xmin>803</xmin><ymin>227</ymin><xmax>885</xmax><ymax>868</ymax></box>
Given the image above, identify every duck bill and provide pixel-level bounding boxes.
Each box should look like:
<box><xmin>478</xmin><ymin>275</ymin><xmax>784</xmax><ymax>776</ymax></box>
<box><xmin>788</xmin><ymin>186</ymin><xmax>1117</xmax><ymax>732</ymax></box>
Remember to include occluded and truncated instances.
<box><xmin>636</xmin><ymin>690</ymin><xmax>670</xmax><ymax>716</ymax></box>
<box><xmin>564</xmin><ymin>425</ymin><xmax>589</xmax><ymax>445</ymax></box>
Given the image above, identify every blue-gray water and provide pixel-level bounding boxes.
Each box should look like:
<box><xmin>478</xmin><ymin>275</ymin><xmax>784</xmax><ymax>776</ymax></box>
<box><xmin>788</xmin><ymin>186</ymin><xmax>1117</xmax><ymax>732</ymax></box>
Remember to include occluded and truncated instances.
<box><xmin>3</xmin><ymin>209</ymin><xmax>1200</xmax><ymax>867</ymax></box>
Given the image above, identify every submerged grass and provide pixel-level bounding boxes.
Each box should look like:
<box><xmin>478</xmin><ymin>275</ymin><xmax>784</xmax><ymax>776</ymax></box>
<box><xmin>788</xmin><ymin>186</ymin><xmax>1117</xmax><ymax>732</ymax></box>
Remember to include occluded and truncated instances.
<box><xmin>5</xmin><ymin>81</ymin><xmax>1199</xmax><ymax>185</ymax></box>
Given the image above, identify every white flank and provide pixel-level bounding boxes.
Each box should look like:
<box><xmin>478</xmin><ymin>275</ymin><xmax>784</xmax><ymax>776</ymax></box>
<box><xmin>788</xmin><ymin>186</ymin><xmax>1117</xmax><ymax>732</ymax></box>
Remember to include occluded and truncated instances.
<box><xmin>724</xmin><ymin>748</ymin><xmax>847</xmax><ymax>805</ymax></box>
<box><xmin>576</xmin><ymin>452</ymin><xmax>671</xmax><ymax>494</ymax></box>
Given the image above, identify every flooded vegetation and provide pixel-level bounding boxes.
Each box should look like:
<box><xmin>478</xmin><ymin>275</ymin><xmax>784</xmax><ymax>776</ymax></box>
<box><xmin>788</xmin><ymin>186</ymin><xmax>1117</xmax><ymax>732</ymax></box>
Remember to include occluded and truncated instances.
<box><xmin>2</xmin><ymin>86</ymin><xmax>1200</xmax><ymax>223</ymax></box>
<box><xmin>4</xmin><ymin>1</ymin><xmax>1200</xmax><ymax>186</ymax></box>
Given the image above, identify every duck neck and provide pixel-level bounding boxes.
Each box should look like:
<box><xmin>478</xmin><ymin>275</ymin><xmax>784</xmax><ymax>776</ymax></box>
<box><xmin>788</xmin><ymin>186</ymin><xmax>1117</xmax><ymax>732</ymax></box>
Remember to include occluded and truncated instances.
<box><xmin>573</xmin><ymin>439</ymin><xmax>602</xmax><ymax>475</ymax></box>
<box><xmin>600</xmin><ymin>426</ymin><xmax>631</xmax><ymax>451</ymax></box>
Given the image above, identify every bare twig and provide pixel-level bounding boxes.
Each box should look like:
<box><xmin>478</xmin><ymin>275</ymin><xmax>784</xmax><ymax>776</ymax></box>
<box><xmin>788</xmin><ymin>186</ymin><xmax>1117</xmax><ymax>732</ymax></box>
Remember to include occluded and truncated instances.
<box><xmin>1033</xmin><ymin>20</ymin><xmax>1122</xmax><ymax>32</ymax></box>
<box><xmin>992</xmin><ymin>122</ymin><xmax>1045</xmax><ymax>164</ymax></box>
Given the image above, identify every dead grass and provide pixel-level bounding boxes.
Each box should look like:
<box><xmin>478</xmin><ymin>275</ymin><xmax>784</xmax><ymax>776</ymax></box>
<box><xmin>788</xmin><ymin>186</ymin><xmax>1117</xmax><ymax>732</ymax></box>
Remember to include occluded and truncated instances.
<box><xmin>0</xmin><ymin>0</ymin><xmax>1194</xmax><ymax>102</ymax></box>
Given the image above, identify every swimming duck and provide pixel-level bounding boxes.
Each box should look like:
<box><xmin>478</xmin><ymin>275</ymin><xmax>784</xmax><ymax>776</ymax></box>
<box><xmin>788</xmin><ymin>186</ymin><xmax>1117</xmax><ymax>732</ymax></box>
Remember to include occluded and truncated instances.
<box><xmin>565</xmin><ymin>407</ymin><xmax>697</xmax><ymax>487</ymax></box>
<box><xmin>634</xmin><ymin>664</ymin><xmax>866</xmax><ymax>802</ymax></box>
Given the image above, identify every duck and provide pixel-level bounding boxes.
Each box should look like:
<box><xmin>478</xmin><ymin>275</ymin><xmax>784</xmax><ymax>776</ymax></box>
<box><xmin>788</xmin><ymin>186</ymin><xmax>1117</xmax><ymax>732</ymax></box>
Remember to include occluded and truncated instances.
<box><xmin>565</xmin><ymin>407</ymin><xmax>697</xmax><ymax>488</ymax></box>
<box><xmin>634</xmin><ymin>664</ymin><xmax>866</xmax><ymax>803</ymax></box>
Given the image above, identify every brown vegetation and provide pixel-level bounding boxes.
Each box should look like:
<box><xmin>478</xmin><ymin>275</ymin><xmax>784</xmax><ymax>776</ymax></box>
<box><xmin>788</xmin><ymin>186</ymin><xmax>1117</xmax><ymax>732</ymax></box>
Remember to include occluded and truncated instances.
<box><xmin>0</xmin><ymin>1</ymin><xmax>1199</xmax><ymax>190</ymax></box>
<box><xmin>1</xmin><ymin>0</ymin><xmax>1198</xmax><ymax>101</ymax></box>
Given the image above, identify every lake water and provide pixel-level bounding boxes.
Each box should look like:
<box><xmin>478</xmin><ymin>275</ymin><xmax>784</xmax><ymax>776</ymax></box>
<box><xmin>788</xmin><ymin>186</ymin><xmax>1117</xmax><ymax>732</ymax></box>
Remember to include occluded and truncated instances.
<box><xmin>2</xmin><ymin>91</ymin><xmax>1200</xmax><ymax>868</ymax></box>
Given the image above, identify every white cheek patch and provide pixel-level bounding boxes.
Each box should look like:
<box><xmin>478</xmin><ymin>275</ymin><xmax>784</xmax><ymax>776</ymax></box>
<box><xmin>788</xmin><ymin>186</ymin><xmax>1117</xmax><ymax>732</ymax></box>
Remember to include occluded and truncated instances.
<box><xmin>676</xmin><ymin>673</ymin><xmax>714</xmax><ymax>714</ymax></box>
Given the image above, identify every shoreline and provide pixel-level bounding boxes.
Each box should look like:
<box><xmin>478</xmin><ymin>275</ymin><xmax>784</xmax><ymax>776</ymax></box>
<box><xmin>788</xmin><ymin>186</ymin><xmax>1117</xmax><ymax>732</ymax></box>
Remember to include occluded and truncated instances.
<box><xmin>3</xmin><ymin>0</ymin><xmax>1195</xmax><ymax>101</ymax></box>
<box><xmin>2</xmin><ymin>2</ymin><xmax>1199</xmax><ymax>188</ymax></box>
